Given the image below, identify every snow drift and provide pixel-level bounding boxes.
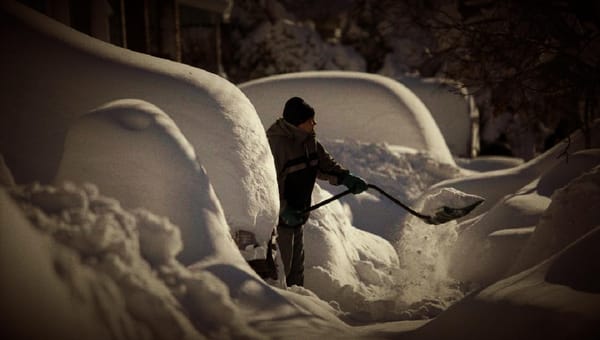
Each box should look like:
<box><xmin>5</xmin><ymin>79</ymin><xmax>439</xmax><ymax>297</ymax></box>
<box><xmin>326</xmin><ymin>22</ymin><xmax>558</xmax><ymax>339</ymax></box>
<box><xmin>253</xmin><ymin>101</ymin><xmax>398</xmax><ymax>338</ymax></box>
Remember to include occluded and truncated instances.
<box><xmin>2</xmin><ymin>1</ymin><xmax>600</xmax><ymax>339</ymax></box>
<box><xmin>1</xmin><ymin>183</ymin><xmax>260</xmax><ymax>340</ymax></box>
<box><xmin>0</xmin><ymin>2</ymin><xmax>410</xmax><ymax>334</ymax></box>
<box><xmin>0</xmin><ymin>1</ymin><xmax>278</xmax><ymax>247</ymax></box>
<box><xmin>423</xmin><ymin>121</ymin><xmax>600</xmax><ymax>218</ymax></box>
<box><xmin>409</xmin><ymin>202</ymin><xmax>600</xmax><ymax>340</ymax></box>
<box><xmin>448</xmin><ymin>148</ymin><xmax>600</xmax><ymax>286</ymax></box>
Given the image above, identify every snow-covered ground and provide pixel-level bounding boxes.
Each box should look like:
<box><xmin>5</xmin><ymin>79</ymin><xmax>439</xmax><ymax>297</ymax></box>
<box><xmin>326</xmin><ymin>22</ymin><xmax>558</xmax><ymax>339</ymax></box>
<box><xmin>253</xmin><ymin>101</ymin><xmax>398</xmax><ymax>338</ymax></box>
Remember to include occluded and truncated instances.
<box><xmin>2</xmin><ymin>2</ymin><xmax>600</xmax><ymax>339</ymax></box>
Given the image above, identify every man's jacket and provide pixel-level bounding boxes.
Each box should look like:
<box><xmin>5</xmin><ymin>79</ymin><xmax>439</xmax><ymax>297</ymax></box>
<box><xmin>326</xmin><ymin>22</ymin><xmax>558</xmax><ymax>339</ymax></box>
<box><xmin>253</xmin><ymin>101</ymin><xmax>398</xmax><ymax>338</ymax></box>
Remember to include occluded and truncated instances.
<box><xmin>266</xmin><ymin>118</ymin><xmax>349</xmax><ymax>223</ymax></box>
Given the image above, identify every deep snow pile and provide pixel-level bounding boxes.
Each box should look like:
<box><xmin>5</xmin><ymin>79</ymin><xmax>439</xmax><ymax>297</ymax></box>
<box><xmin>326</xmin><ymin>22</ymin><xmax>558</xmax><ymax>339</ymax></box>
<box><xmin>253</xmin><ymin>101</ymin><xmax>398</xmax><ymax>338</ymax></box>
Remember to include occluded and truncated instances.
<box><xmin>0</xmin><ymin>1</ymin><xmax>279</xmax><ymax>251</ymax></box>
<box><xmin>449</xmin><ymin>149</ymin><xmax>600</xmax><ymax>286</ymax></box>
<box><xmin>319</xmin><ymin>138</ymin><xmax>464</xmax><ymax>240</ymax></box>
<box><xmin>407</xmin><ymin>166</ymin><xmax>600</xmax><ymax>340</ymax></box>
<box><xmin>423</xmin><ymin>121</ymin><xmax>600</xmax><ymax>218</ymax></box>
<box><xmin>2</xmin><ymin>182</ymin><xmax>259</xmax><ymax>340</ymax></box>
<box><xmin>239</xmin><ymin>70</ymin><xmax>477</xmax><ymax>312</ymax></box>
<box><xmin>303</xmin><ymin>185</ymin><xmax>400</xmax><ymax>322</ymax></box>
<box><xmin>406</xmin><ymin>122</ymin><xmax>600</xmax><ymax>293</ymax></box>
<box><xmin>511</xmin><ymin>155</ymin><xmax>600</xmax><ymax>274</ymax></box>
<box><xmin>0</xmin><ymin>1</ymin><xmax>422</xmax><ymax>332</ymax></box>
<box><xmin>302</xmin><ymin>140</ymin><xmax>481</xmax><ymax>322</ymax></box>
<box><xmin>3</xmin><ymin>2</ymin><xmax>600</xmax><ymax>339</ymax></box>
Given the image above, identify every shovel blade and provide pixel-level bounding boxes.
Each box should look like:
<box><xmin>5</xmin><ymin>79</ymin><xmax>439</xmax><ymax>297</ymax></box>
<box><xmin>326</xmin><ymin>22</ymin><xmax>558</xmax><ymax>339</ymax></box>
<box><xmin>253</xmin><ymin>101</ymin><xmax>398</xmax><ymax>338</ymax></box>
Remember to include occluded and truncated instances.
<box><xmin>425</xmin><ymin>199</ymin><xmax>484</xmax><ymax>225</ymax></box>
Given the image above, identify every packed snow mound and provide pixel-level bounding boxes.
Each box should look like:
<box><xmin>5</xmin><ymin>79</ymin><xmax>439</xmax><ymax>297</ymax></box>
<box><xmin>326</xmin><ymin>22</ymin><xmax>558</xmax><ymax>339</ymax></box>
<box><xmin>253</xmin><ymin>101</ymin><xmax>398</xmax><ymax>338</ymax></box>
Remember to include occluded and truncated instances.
<box><xmin>424</xmin><ymin>120</ymin><xmax>600</xmax><ymax>219</ymax></box>
<box><xmin>511</xmin><ymin>165</ymin><xmax>600</xmax><ymax>275</ymax></box>
<box><xmin>2</xmin><ymin>183</ymin><xmax>361</xmax><ymax>339</ymax></box>
<box><xmin>302</xmin><ymin>185</ymin><xmax>459</xmax><ymax>323</ymax></box>
<box><xmin>2</xmin><ymin>183</ymin><xmax>262</xmax><ymax>340</ymax></box>
<box><xmin>322</xmin><ymin>139</ymin><xmax>463</xmax><ymax>202</ymax></box>
<box><xmin>53</xmin><ymin>99</ymin><xmax>242</xmax><ymax>265</ymax></box>
<box><xmin>304</xmin><ymin>186</ymin><xmax>400</xmax><ymax>322</ymax></box>
<box><xmin>0</xmin><ymin>2</ymin><xmax>278</xmax><ymax>247</ymax></box>
<box><xmin>307</xmin><ymin>140</ymin><xmax>473</xmax><ymax>311</ymax></box>
<box><xmin>448</xmin><ymin>183</ymin><xmax>549</xmax><ymax>285</ymax></box>
<box><xmin>410</xmin><ymin>227</ymin><xmax>600</xmax><ymax>340</ymax></box>
<box><xmin>449</xmin><ymin>149</ymin><xmax>600</xmax><ymax>286</ymax></box>
<box><xmin>318</xmin><ymin>139</ymin><xmax>464</xmax><ymax>240</ymax></box>
<box><xmin>239</xmin><ymin>71</ymin><xmax>455</xmax><ymax>165</ymax></box>
<box><xmin>0</xmin><ymin>188</ymin><xmax>107</xmax><ymax>340</ymax></box>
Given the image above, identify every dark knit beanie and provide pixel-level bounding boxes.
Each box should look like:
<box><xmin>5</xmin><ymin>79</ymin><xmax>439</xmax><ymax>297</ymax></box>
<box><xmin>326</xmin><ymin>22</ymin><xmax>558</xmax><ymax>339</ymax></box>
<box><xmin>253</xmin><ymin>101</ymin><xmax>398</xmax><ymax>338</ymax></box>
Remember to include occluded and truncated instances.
<box><xmin>283</xmin><ymin>97</ymin><xmax>315</xmax><ymax>126</ymax></box>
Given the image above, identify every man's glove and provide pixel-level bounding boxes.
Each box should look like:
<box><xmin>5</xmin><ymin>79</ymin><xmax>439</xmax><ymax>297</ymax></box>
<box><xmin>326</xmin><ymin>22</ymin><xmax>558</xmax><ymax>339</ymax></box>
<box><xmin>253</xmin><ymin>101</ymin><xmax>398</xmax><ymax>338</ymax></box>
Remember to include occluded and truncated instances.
<box><xmin>280</xmin><ymin>206</ymin><xmax>305</xmax><ymax>227</ymax></box>
<box><xmin>342</xmin><ymin>173</ymin><xmax>368</xmax><ymax>194</ymax></box>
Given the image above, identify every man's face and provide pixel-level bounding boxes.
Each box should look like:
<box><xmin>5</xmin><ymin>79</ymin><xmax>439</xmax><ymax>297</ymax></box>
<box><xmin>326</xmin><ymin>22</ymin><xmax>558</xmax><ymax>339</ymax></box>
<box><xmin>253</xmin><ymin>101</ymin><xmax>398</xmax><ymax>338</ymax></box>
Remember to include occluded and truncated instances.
<box><xmin>297</xmin><ymin>116</ymin><xmax>317</xmax><ymax>133</ymax></box>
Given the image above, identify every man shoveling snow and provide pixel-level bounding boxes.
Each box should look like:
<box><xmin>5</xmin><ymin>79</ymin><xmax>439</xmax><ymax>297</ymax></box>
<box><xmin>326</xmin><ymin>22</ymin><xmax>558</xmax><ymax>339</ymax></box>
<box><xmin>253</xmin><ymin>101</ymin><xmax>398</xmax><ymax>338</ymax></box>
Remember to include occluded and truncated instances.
<box><xmin>264</xmin><ymin>97</ymin><xmax>483</xmax><ymax>288</ymax></box>
<box><xmin>266</xmin><ymin>97</ymin><xmax>369</xmax><ymax>287</ymax></box>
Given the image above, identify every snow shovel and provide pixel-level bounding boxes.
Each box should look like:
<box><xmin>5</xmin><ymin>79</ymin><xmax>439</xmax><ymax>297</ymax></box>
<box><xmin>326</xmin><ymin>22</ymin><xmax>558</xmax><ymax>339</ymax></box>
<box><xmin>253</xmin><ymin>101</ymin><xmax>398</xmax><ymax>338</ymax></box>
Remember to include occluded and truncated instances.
<box><xmin>303</xmin><ymin>184</ymin><xmax>483</xmax><ymax>225</ymax></box>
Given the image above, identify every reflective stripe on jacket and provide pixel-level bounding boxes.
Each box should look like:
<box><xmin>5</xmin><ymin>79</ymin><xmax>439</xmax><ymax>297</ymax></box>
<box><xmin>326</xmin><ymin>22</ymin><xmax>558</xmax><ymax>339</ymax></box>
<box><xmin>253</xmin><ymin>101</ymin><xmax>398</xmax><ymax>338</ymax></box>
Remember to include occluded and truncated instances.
<box><xmin>266</xmin><ymin>118</ymin><xmax>349</xmax><ymax>213</ymax></box>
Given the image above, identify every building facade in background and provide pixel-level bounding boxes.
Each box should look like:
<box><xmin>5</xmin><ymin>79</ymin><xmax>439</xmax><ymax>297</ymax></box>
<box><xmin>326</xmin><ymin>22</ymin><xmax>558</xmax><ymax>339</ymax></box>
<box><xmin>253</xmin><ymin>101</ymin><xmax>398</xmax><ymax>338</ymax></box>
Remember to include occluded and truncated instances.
<box><xmin>17</xmin><ymin>0</ymin><xmax>232</xmax><ymax>76</ymax></box>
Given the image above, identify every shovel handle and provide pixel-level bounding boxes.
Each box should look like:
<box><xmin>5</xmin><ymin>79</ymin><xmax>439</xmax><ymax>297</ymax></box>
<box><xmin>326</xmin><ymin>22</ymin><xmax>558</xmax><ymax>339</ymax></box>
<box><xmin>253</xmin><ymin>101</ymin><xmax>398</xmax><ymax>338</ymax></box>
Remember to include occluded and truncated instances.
<box><xmin>303</xmin><ymin>184</ymin><xmax>429</xmax><ymax>220</ymax></box>
<box><xmin>366</xmin><ymin>184</ymin><xmax>430</xmax><ymax>219</ymax></box>
<box><xmin>302</xmin><ymin>189</ymin><xmax>353</xmax><ymax>214</ymax></box>
<box><xmin>302</xmin><ymin>184</ymin><xmax>481</xmax><ymax>225</ymax></box>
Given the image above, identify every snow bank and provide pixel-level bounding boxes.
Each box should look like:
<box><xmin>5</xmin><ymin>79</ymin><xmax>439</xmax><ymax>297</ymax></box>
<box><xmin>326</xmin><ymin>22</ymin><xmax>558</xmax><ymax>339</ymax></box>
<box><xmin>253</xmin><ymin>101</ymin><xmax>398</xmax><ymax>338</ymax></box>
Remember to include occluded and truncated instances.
<box><xmin>511</xmin><ymin>164</ymin><xmax>600</xmax><ymax>275</ymax></box>
<box><xmin>423</xmin><ymin>120</ymin><xmax>600</xmax><ymax>219</ymax></box>
<box><xmin>249</xmin><ymin>139</ymin><xmax>469</xmax><ymax>322</ymax></box>
<box><xmin>239</xmin><ymin>71</ymin><xmax>455</xmax><ymax>166</ymax></box>
<box><xmin>394</xmin><ymin>138</ymin><xmax>600</xmax><ymax>340</ymax></box>
<box><xmin>536</xmin><ymin>149</ymin><xmax>600</xmax><ymax>197</ymax></box>
<box><xmin>319</xmin><ymin>139</ymin><xmax>463</xmax><ymax>240</ymax></box>
<box><xmin>388</xmin><ymin>126</ymin><xmax>598</xmax><ymax>305</ymax></box>
<box><xmin>448</xmin><ymin>179</ymin><xmax>550</xmax><ymax>285</ymax></box>
<box><xmin>448</xmin><ymin>149</ymin><xmax>600</xmax><ymax>286</ymax></box>
<box><xmin>0</xmin><ymin>188</ymin><xmax>107</xmax><ymax>340</ymax></box>
<box><xmin>304</xmin><ymin>186</ymin><xmax>400</xmax><ymax>322</ymax></box>
<box><xmin>0</xmin><ymin>1</ymin><xmax>278</xmax><ymax>247</ymax></box>
<box><xmin>409</xmin><ymin>226</ymin><xmax>600</xmax><ymax>340</ymax></box>
<box><xmin>0</xmin><ymin>2</ymin><xmax>463</xmax><ymax>332</ymax></box>
<box><xmin>3</xmin><ymin>179</ymin><xmax>374</xmax><ymax>339</ymax></box>
<box><xmin>2</xmin><ymin>183</ymin><xmax>262</xmax><ymax>340</ymax></box>
<box><xmin>298</xmin><ymin>140</ymin><xmax>472</xmax><ymax>316</ymax></box>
